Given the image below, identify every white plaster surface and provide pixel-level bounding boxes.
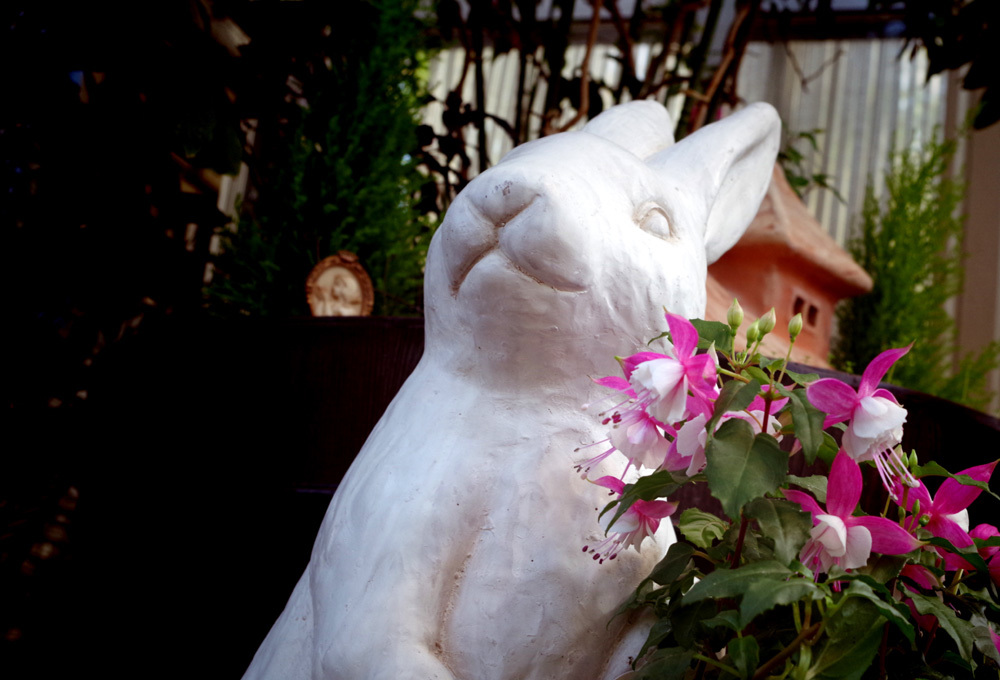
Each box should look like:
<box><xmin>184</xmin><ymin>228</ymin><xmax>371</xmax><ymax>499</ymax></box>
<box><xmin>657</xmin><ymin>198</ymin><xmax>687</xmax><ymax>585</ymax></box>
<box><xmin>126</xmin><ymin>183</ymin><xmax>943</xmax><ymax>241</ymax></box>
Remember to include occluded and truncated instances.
<box><xmin>243</xmin><ymin>101</ymin><xmax>780</xmax><ymax>680</ymax></box>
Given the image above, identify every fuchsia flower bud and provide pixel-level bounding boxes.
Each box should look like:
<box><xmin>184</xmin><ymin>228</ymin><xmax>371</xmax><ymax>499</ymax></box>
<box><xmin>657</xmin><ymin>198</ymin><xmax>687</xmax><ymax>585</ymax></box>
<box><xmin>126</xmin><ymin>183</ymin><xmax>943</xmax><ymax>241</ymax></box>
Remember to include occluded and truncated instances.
<box><xmin>788</xmin><ymin>313</ymin><xmax>804</xmax><ymax>341</ymax></box>
<box><xmin>727</xmin><ymin>298</ymin><xmax>744</xmax><ymax>330</ymax></box>
<box><xmin>757</xmin><ymin>308</ymin><xmax>777</xmax><ymax>336</ymax></box>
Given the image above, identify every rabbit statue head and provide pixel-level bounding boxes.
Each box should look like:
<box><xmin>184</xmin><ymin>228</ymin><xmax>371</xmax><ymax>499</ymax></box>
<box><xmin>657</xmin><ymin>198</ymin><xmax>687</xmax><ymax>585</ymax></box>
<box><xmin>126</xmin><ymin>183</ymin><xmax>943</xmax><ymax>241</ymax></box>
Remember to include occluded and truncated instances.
<box><xmin>424</xmin><ymin>101</ymin><xmax>780</xmax><ymax>391</ymax></box>
<box><xmin>242</xmin><ymin>101</ymin><xmax>781</xmax><ymax>680</ymax></box>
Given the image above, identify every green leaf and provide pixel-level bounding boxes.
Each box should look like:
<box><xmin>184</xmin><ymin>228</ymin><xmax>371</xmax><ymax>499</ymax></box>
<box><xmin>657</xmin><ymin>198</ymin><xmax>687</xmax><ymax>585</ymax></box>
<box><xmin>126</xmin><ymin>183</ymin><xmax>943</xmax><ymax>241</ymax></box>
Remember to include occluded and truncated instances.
<box><xmin>701</xmin><ymin>609</ymin><xmax>740</xmax><ymax>632</ymax></box>
<box><xmin>841</xmin><ymin>579</ymin><xmax>915</xmax><ymax>645</ymax></box>
<box><xmin>784</xmin><ymin>368</ymin><xmax>821</xmax><ymax>386</ymax></box>
<box><xmin>728</xmin><ymin>636</ymin><xmax>759</xmax><ymax>679</ymax></box>
<box><xmin>671</xmin><ymin>598</ymin><xmax>718</xmax><ymax>648</ymax></box>
<box><xmin>648</xmin><ymin>542</ymin><xmax>696</xmax><ymax>587</ymax></box>
<box><xmin>691</xmin><ymin>318</ymin><xmax>734</xmax><ymax>354</ymax></box>
<box><xmin>706</xmin><ymin>420</ymin><xmax>787</xmax><ymax>519</ymax></box>
<box><xmin>745</xmin><ymin>497</ymin><xmax>812</xmax><ymax>566</ymax></box>
<box><xmin>786</xmin><ymin>475</ymin><xmax>828</xmax><ymax>503</ymax></box>
<box><xmin>785</xmin><ymin>388</ymin><xmax>826</xmax><ymax>465</ymax></box>
<box><xmin>760</xmin><ymin>356</ymin><xmax>786</xmax><ymax>373</ymax></box>
<box><xmin>973</xmin><ymin>625</ymin><xmax>1000</xmax><ymax>665</ymax></box>
<box><xmin>926</xmin><ymin>536</ymin><xmax>991</xmax><ymax>573</ymax></box>
<box><xmin>910</xmin><ymin>591</ymin><xmax>975</xmax><ymax>661</ymax></box>
<box><xmin>743</xmin><ymin>366</ymin><xmax>771</xmax><ymax>384</ymax></box>
<box><xmin>611</xmin><ymin>579</ymin><xmax>659</xmax><ymax>620</ymax></box>
<box><xmin>678</xmin><ymin>508</ymin><xmax>729</xmax><ymax>549</ymax></box>
<box><xmin>817</xmin><ymin>431</ymin><xmax>839</xmax><ymax>467</ymax></box>
<box><xmin>628</xmin><ymin>647</ymin><xmax>694</xmax><ymax>679</ymax></box>
<box><xmin>858</xmin><ymin>554</ymin><xmax>907</xmax><ymax>585</ymax></box>
<box><xmin>739</xmin><ymin>577</ymin><xmax>823</xmax><ymax>628</ymax></box>
<box><xmin>634</xmin><ymin>617</ymin><xmax>673</xmax><ymax>665</ymax></box>
<box><xmin>707</xmin><ymin>379</ymin><xmax>761</xmax><ymax>433</ymax></box>
<box><xmin>937</xmin><ymin>650</ymin><xmax>974</xmax><ymax>675</ymax></box>
<box><xmin>975</xmin><ymin>536</ymin><xmax>1000</xmax><ymax>549</ymax></box>
<box><xmin>684</xmin><ymin>560</ymin><xmax>793</xmax><ymax>604</ymax></box>
<box><xmin>805</xmin><ymin>597</ymin><xmax>885</xmax><ymax>680</ymax></box>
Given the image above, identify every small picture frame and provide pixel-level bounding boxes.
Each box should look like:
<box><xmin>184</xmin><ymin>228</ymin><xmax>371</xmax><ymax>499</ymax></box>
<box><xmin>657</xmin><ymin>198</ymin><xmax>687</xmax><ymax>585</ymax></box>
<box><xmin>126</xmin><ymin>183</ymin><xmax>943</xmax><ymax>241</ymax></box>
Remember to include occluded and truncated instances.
<box><xmin>305</xmin><ymin>251</ymin><xmax>374</xmax><ymax>317</ymax></box>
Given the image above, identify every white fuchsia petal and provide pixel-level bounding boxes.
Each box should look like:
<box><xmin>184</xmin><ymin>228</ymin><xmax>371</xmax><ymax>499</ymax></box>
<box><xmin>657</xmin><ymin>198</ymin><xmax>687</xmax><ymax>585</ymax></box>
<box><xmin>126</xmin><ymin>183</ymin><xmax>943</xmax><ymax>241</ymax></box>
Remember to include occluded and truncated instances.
<box><xmin>646</xmin><ymin>381</ymin><xmax>688</xmax><ymax>425</ymax></box>
<box><xmin>851</xmin><ymin>396</ymin><xmax>906</xmax><ymax>439</ymax></box>
<box><xmin>842</xmin><ymin>525</ymin><xmax>873</xmax><ymax>569</ymax></box>
<box><xmin>812</xmin><ymin>514</ymin><xmax>848</xmax><ymax>558</ymax></box>
<box><xmin>601</xmin><ymin>507</ymin><xmax>640</xmax><ymax>534</ymax></box>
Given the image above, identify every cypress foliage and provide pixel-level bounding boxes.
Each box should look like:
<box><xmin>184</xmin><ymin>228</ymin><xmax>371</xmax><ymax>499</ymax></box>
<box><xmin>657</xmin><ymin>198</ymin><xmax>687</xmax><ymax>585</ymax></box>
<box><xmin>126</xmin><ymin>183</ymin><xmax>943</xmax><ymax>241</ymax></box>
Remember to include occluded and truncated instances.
<box><xmin>208</xmin><ymin>0</ymin><xmax>434</xmax><ymax>317</ymax></box>
<box><xmin>831</xmin><ymin>135</ymin><xmax>999</xmax><ymax>410</ymax></box>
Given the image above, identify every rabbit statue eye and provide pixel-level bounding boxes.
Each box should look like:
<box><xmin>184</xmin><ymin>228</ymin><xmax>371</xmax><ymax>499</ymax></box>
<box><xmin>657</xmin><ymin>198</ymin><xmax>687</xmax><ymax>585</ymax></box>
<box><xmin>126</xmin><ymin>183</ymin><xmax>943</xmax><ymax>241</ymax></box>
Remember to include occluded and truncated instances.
<box><xmin>635</xmin><ymin>203</ymin><xmax>675</xmax><ymax>242</ymax></box>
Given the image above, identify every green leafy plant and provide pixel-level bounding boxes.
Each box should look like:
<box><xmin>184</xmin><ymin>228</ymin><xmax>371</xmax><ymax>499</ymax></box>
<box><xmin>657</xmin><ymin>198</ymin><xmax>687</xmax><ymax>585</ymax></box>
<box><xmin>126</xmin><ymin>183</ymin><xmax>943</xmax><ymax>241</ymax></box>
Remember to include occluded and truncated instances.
<box><xmin>778</xmin><ymin>127</ymin><xmax>844</xmax><ymax>201</ymax></box>
<box><xmin>207</xmin><ymin>0</ymin><xmax>436</xmax><ymax>317</ymax></box>
<box><xmin>831</xmin><ymin>134</ymin><xmax>1000</xmax><ymax>411</ymax></box>
<box><xmin>576</xmin><ymin>302</ymin><xmax>1000</xmax><ymax>679</ymax></box>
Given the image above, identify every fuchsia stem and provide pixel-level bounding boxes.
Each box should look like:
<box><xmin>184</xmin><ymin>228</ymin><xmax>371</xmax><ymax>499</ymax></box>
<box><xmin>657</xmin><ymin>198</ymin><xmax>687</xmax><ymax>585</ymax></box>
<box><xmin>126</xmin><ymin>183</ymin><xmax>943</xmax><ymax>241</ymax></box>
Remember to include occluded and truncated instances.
<box><xmin>731</xmin><ymin>514</ymin><xmax>749</xmax><ymax>568</ymax></box>
<box><xmin>751</xmin><ymin>621</ymin><xmax>823</xmax><ymax>680</ymax></box>
<box><xmin>761</xmin><ymin>389</ymin><xmax>774</xmax><ymax>433</ymax></box>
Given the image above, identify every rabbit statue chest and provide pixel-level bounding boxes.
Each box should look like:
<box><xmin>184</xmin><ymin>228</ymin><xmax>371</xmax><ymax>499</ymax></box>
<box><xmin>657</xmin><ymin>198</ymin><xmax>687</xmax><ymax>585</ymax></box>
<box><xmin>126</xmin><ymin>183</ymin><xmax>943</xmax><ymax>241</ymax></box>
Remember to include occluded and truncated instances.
<box><xmin>243</xmin><ymin>101</ymin><xmax>781</xmax><ymax>680</ymax></box>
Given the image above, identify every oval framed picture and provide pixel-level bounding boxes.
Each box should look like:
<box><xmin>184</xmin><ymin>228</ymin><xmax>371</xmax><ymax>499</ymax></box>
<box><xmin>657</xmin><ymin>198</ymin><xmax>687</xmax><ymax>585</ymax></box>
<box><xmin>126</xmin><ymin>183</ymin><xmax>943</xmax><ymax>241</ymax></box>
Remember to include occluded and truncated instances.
<box><xmin>305</xmin><ymin>251</ymin><xmax>374</xmax><ymax>317</ymax></box>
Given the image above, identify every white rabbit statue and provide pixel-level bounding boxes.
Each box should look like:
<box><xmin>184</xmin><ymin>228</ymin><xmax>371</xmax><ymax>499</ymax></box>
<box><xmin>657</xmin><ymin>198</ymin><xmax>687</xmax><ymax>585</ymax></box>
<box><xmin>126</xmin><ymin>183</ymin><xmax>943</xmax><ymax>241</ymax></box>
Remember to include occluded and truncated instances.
<box><xmin>243</xmin><ymin>100</ymin><xmax>780</xmax><ymax>680</ymax></box>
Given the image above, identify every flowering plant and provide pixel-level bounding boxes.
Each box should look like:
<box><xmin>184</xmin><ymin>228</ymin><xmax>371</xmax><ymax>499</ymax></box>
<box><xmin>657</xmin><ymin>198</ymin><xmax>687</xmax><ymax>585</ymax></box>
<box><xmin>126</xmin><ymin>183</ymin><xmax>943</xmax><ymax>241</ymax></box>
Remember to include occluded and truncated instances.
<box><xmin>578</xmin><ymin>301</ymin><xmax>1000</xmax><ymax>679</ymax></box>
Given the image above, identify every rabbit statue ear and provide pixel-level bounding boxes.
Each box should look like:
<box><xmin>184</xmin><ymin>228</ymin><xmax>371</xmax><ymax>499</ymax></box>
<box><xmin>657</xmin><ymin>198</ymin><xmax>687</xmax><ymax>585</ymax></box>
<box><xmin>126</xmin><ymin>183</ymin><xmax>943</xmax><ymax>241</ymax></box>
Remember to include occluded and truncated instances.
<box><xmin>648</xmin><ymin>103</ymin><xmax>781</xmax><ymax>264</ymax></box>
<box><xmin>582</xmin><ymin>100</ymin><xmax>675</xmax><ymax>159</ymax></box>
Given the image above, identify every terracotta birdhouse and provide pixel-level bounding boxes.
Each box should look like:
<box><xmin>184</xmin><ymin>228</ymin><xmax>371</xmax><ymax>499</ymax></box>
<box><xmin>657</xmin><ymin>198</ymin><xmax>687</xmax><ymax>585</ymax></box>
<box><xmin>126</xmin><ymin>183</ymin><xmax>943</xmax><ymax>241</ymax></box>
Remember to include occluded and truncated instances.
<box><xmin>706</xmin><ymin>164</ymin><xmax>873</xmax><ymax>367</ymax></box>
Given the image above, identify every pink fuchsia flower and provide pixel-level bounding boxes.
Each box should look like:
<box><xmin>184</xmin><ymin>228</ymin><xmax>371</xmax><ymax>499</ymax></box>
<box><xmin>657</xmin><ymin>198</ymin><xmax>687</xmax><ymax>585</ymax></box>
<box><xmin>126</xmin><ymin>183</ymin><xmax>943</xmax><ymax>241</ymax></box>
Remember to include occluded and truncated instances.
<box><xmin>971</xmin><ymin>523</ymin><xmax>1000</xmax><ymax>562</ymax></box>
<box><xmin>806</xmin><ymin>346</ymin><xmax>913</xmax><ymax>492</ymax></box>
<box><xmin>784</xmin><ymin>451</ymin><xmax>921</xmax><ymax>574</ymax></box>
<box><xmin>584</xmin><ymin>476</ymin><xmax>677</xmax><ymax>564</ymax></box>
<box><xmin>623</xmin><ymin>313</ymin><xmax>718</xmax><ymax>426</ymax></box>
<box><xmin>667</xmin><ymin>413</ymin><xmax>709</xmax><ymax>477</ymax></box>
<box><xmin>607</xmin><ymin>407</ymin><xmax>670</xmax><ymax>470</ymax></box>
<box><xmin>574</xmin><ymin>376</ymin><xmax>671</xmax><ymax>478</ymax></box>
<box><xmin>971</xmin><ymin>524</ymin><xmax>1000</xmax><ymax>587</ymax></box>
<box><xmin>892</xmin><ymin>460</ymin><xmax>997</xmax><ymax>570</ymax></box>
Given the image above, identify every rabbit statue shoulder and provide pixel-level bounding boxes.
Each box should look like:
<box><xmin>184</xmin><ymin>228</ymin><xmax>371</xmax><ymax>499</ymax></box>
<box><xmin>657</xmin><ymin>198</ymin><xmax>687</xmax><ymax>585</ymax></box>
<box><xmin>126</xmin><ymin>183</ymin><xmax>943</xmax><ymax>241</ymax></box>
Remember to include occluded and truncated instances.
<box><xmin>243</xmin><ymin>101</ymin><xmax>780</xmax><ymax>680</ymax></box>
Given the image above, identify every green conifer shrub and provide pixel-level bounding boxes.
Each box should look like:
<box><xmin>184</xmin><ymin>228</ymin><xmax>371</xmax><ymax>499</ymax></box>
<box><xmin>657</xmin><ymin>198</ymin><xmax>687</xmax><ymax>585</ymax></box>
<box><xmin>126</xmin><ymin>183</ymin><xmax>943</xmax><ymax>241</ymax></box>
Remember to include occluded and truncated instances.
<box><xmin>831</xmin><ymin>134</ymin><xmax>999</xmax><ymax>411</ymax></box>
<box><xmin>207</xmin><ymin>0</ymin><xmax>434</xmax><ymax>317</ymax></box>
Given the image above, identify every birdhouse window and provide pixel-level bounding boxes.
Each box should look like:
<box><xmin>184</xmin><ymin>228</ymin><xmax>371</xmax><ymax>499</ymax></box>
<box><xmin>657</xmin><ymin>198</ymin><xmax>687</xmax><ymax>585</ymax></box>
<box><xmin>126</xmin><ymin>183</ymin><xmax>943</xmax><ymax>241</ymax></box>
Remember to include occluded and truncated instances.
<box><xmin>793</xmin><ymin>296</ymin><xmax>819</xmax><ymax>327</ymax></box>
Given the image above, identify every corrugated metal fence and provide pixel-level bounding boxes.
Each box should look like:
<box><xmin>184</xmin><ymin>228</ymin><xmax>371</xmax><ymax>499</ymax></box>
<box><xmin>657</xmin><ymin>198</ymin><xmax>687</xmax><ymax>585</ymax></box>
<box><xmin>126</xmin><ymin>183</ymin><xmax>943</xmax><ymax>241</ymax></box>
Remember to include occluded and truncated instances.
<box><xmin>425</xmin><ymin>36</ymin><xmax>967</xmax><ymax>247</ymax></box>
<box><xmin>737</xmin><ymin>38</ymin><xmax>970</xmax><ymax>245</ymax></box>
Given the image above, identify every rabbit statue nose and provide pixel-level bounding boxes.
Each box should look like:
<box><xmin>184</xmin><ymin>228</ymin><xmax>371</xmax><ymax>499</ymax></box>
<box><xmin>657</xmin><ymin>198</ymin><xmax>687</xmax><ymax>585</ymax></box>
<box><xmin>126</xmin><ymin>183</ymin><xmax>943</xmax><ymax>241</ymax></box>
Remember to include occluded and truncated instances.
<box><xmin>476</xmin><ymin>178</ymin><xmax>540</xmax><ymax>229</ymax></box>
<box><xmin>438</xmin><ymin>174</ymin><xmax>543</xmax><ymax>295</ymax></box>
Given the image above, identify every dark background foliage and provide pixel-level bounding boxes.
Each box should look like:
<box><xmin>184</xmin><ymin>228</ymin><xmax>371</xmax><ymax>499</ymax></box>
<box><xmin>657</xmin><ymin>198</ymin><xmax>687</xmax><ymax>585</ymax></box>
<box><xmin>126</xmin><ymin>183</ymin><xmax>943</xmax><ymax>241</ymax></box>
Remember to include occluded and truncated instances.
<box><xmin>206</xmin><ymin>0</ymin><xmax>436</xmax><ymax>318</ymax></box>
<box><xmin>4</xmin><ymin>2</ymin><xmax>243</xmax><ymax>409</ymax></box>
